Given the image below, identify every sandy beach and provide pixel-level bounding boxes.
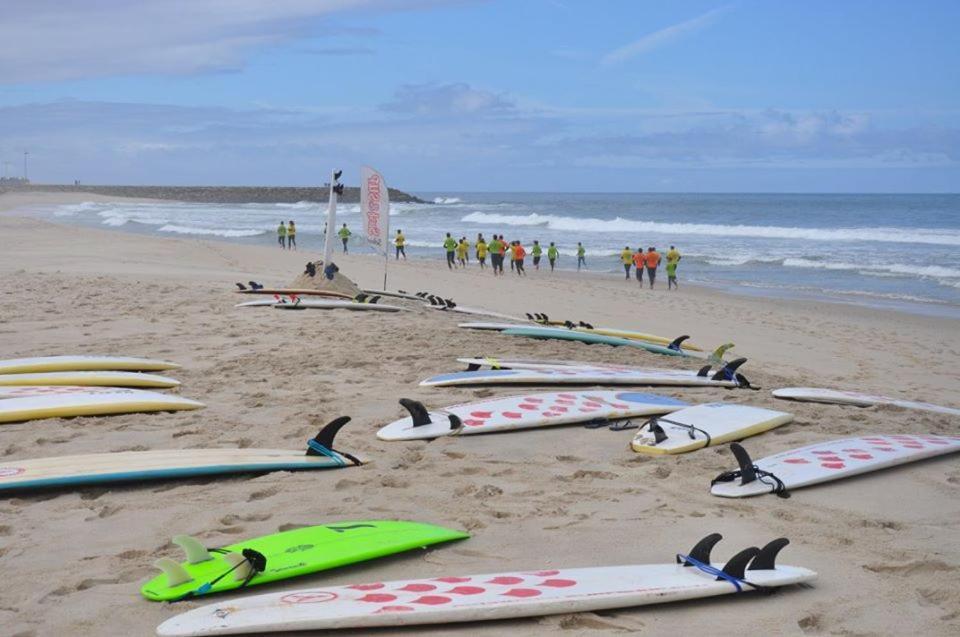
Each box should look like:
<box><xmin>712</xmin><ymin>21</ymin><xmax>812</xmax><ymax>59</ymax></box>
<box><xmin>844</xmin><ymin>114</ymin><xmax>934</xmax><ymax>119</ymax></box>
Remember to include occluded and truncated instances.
<box><xmin>1</xmin><ymin>191</ymin><xmax>958</xmax><ymax>636</ymax></box>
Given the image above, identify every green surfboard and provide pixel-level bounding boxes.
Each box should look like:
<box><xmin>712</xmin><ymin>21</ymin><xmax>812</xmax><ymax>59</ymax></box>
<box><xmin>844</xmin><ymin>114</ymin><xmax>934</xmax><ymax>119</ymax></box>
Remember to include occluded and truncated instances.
<box><xmin>141</xmin><ymin>520</ymin><xmax>469</xmax><ymax>601</ymax></box>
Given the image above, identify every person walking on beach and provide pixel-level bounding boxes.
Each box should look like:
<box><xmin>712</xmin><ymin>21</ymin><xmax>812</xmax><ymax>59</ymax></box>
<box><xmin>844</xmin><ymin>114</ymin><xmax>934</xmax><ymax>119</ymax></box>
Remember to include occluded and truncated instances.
<box><xmin>476</xmin><ymin>234</ymin><xmax>487</xmax><ymax>269</ymax></box>
<box><xmin>633</xmin><ymin>247</ymin><xmax>646</xmax><ymax>287</ymax></box>
<box><xmin>576</xmin><ymin>242</ymin><xmax>586</xmax><ymax>271</ymax></box>
<box><xmin>667</xmin><ymin>245</ymin><xmax>681</xmax><ymax>265</ymax></box>
<box><xmin>497</xmin><ymin>235</ymin><xmax>508</xmax><ymax>275</ymax></box>
<box><xmin>547</xmin><ymin>242</ymin><xmax>559</xmax><ymax>271</ymax></box>
<box><xmin>287</xmin><ymin>220</ymin><xmax>297</xmax><ymax>250</ymax></box>
<box><xmin>456</xmin><ymin>237</ymin><xmax>468</xmax><ymax>268</ymax></box>
<box><xmin>443</xmin><ymin>233</ymin><xmax>457</xmax><ymax>269</ymax></box>
<box><xmin>666</xmin><ymin>244</ymin><xmax>680</xmax><ymax>290</ymax></box>
<box><xmin>488</xmin><ymin>235</ymin><xmax>501</xmax><ymax>274</ymax></box>
<box><xmin>514</xmin><ymin>241</ymin><xmax>527</xmax><ymax>275</ymax></box>
<box><xmin>394</xmin><ymin>229</ymin><xmax>406</xmax><ymax>259</ymax></box>
<box><xmin>338</xmin><ymin>223</ymin><xmax>351</xmax><ymax>252</ymax></box>
<box><xmin>620</xmin><ymin>246</ymin><xmax>633</xmax><ymax>280</ymax></box>
<box><xmin>277</xmin><ymin>221</ymin><xmax>287</xmax><ymax>249</ymax></box>
<box><xmin>532</xmin><ymin>240</ymin><xmax>542</xmax><ymax>270</ymax></box>
<box><xmin>645</xmin><ymin>246</ymin><xmax>661</xmax><ymax>288</ymax></box>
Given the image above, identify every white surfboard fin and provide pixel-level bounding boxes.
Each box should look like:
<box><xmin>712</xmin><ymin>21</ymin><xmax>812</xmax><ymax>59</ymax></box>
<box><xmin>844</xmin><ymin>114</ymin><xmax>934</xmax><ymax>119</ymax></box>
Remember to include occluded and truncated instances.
<box><xmin>222</xmin><ymin>552</ymin><xmax>254</xmax><ymax>582</ymax></box>
<box><xmin>173</xmin><ymin>535</ymin><xmax>212</xmax><ymax>564</ymax></box>
<box><xmin>749</xmin><ymin>538</ymin><xmax>789</xmax><ymax>571</ymax></box>
<box><xmin>154</xmin><ymin>557</ymin><xmax>193</xmax><ymax>587</ymax></box>
<box><xmin>399</xmin><ymin>399</ymin><xmax>432</xmax><ymax>427</ymax></box>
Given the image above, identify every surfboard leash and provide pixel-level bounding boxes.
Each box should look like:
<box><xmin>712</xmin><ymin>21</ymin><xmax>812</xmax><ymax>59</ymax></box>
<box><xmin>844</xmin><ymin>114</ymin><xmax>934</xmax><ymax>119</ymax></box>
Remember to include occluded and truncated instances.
<box><xmin>674</xmin><ymin>552</ymin><xmax>773</xmax><ymax>594</ymax></box>
<box><xmin>711</xmin><ymin>442</ymin><xmax>790</xmax><ymax>498</ymax></box>
<box><xmin>172</xmin><ymin>548</ymin><xmax>267</xmax><ymax>602</ymax></box>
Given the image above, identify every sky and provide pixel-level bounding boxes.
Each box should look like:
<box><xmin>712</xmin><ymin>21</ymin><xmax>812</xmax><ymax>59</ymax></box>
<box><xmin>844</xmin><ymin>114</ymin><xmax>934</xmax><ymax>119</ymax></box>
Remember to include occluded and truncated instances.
<box><xmin>0</xmin><ymin>0</ymin><xmax>958</xmax><ymax>192</ymax></box>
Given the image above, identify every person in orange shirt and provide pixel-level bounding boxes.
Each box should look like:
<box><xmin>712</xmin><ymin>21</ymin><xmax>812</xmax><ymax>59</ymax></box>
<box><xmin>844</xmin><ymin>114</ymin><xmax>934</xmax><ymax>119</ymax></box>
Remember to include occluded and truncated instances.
<box><xmin>513</xmin><ymin>241</ymin><xmax>527</xmax><ymax>275</ymax></box>
<box><xmin>645</xmin><ymin>246</ymin><xmax>661</xmax><ymax>288</ymax></box>
<box><xmin>632</xmin><ymin>247</ymin><xmax>646</xmax><ymax>287</ymax></box>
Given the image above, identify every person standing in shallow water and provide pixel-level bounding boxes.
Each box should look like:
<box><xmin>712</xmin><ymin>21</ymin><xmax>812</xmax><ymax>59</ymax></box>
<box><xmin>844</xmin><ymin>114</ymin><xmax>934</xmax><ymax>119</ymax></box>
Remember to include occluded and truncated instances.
<box><xmin>287</xmin><ymin>220</ymin><xmax>296</xmax><ymax>250</ymax></box>
<box><xmin>277</xmin><ymin>221</ymin><xmax>287</xmax><ymax>249</ymax></box>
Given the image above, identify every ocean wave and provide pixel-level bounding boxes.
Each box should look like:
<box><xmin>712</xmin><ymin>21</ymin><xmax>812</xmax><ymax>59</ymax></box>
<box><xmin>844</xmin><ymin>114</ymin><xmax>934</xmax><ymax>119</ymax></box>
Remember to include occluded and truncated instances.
<box><xmin>433</xmin><ymin>197</ymin><xmax>463</xmax><ymax>204</ymax></box>
<box><xmin>158</xmin><ymin>225</ymin><xmax>265</xmax><ymax>238</ymax></box>
<box><xmin>273</xmin><ymin>201</ymin><xmax>315</xmax><ymax>210</ymax></box>
<box><xmin>460</xmin><ymin>212</ymin><xmax>960</xmax><ymax>246</ymax></box>
<box><xmin>54</xmin><ymin>201</ymin><xmax>101</xmax><ymax>216</ymax></box>
<box><xmin>782</xmin><ymin>258</ymin><xmax>960</xmax><ymax>279</ymax></box>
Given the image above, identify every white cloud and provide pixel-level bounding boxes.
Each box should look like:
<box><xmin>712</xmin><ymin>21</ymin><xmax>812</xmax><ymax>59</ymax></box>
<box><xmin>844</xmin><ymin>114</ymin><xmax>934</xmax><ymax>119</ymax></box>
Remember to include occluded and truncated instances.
<box><xmin>601</xmin><ymin>5</ymin><xmax>731</xmax><ymax>66</ymax></box>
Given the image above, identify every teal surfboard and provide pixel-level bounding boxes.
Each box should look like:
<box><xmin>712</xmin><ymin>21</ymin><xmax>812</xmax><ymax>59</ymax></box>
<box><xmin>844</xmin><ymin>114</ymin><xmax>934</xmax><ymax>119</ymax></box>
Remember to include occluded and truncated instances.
<box><xmin>501</xmin><ymin>326</ymin><xmax>694</xmax><ymax>357</ymax></box>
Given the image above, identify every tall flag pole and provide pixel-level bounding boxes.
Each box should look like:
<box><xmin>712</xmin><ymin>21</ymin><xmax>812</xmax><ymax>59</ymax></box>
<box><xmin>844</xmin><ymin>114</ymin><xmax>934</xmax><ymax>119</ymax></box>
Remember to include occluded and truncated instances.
<box><xmin>321</xmin><ymin>169</ymin><xmax>343</xmax><ymax>273</ymax></box>
<box><xmin>360</xmin><ymin>166</ymin><xmax>390</xmax><ymax>290</ymax></box>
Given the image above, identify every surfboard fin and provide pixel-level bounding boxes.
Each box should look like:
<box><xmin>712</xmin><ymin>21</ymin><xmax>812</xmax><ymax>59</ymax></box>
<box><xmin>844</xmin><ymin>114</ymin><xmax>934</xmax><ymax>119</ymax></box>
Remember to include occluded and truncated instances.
<box><xmin>448</xmin><ymin>414</ymin><xmax>463</xmax><ymax>432</ymax></box>
<box><xmin>667</xmin><ymin>335</ymin><xmax>690</xmax><ymax>352</ymax></box>
<box><xmin>697</xmin><ymin>364</ymin><xmax>712</xmax><ymax>377</ymax></box>
<box><xmin>306</xmin><ymin>417</ymin><xmax>361</xmax><ymax>465</ymax></box>
<box><xmin>248</xmin><ymin>281</ymin><xmax>263</xmax><ymax>290</ymax></box>
<box><xmin>355</xmin><ymin>292</ymin><xmax>369</xmax><ymax>303</ymax></box>
<box><xmin>173</xmin><ymin>535</ymin><xmax>212</xmax><ymax>564</ymax></box>
<box><xmin>749</xmin><ymin>538</ymin><xmax>789</xmax><ymax>571</ymax></box>
<box><xmin>647</xmin><ymin>421</ymin><xmax>669</xmax><ymax>444</ymax></box>
<box><xmin>399</xmin><ymin>399</ymin><xmax>432</xmax><ymax>427</ymax></box>
<box><xmin>729</xmin><ymin>443</ymin><xmax>757</xmax><ymax>484</ymax></box>
<box><xmin>708</xmin><ymin>343</ymin><xmax>735</xmax><ymax>364</ymax></box>
<box><xmin>720</xmin><ymin>547</ymin><xmax>760</xmax><ymax>580</ymax></box>
<box><xmin>680</xmin><ymin>533</ymin><xmax>723</xmax><ymax>566</ymax></box>
<box><xmin>235</xmin><ymin>282</ymin><xmax>246</xmax><ymax>290</ymax></box>
<box><xmin>154</xmin><ymin>557</ymin><xmax>193</xmax><ymax>587</ymax></box>
<box><xmin>578</xmin><ymin>321</ymin><xmax>594</xmax><ymax>329</ymax></box>
<box><xmin>465</xmin><ymin>363</ymin><xmax>481</xmax><ymax>371</ymax></box>
<box><xmin>223</xmin><ymin>552</ymin><xmax>254</xmax><ymax>582</ymax></box>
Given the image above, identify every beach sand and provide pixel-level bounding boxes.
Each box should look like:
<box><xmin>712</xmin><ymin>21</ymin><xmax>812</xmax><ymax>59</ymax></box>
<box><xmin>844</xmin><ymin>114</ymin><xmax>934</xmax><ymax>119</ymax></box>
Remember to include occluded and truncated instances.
<box><xmin>1</xmin><ymin>192</ymin><xmax>958</xmax><ymax>636</ymax></box>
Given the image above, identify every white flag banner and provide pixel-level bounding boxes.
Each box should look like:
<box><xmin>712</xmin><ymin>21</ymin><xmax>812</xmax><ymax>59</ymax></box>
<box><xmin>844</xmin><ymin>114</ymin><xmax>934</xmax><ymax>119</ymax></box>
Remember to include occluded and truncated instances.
<box><xmin>360</xmin><ymin>166</ymin><xmax>389</xmax><ymax>255</ymax></box>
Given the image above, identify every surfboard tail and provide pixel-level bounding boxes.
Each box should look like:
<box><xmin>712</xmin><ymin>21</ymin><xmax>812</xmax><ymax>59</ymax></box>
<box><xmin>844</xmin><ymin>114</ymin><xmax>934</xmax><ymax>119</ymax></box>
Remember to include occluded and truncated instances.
<box><xmin>398</xmin><ymin>398</ymin><xmax>463</xmax><ymax>432</ymax></box>
<box><xmin>307</xmin><ymin>417</ymin><xmax>362</xmax><ymax>466</ymax></box>
<box><xmin>711</xmin><ymin>443</ymin><xmax>790</xmax><ymax>498</ymax></box>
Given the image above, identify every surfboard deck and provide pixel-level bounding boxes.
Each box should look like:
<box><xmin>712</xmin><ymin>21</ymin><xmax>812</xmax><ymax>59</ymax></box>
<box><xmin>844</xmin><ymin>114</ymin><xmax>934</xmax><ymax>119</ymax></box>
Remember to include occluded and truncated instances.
<box><xmin>0</xmin><ymin>386</ymin><xmax>203</xmax><ymax>424</ymax></box>
<box><xmin>421</xmin><ymin>364</ymin><xmax>747</xmax><ymax>389</ymax></box>
<box><xmin>500</xmin><ymin>326</ymin><xmax>699</xmax><ymax>359</ymax></box>
<box><xmin>425</xmin><ymin>304</ymin><xmax>524</xmax><ymax>322</ymax></box>
<box><xmin>581</xmin><ymin>327</ymin><xmax>704</xmax><ymax>351</ymax></box>
<box><xmin>377</xmin><ymin>391</ymin><xmax>688</xmax><ymax>440</ymax></box>
<box><xmin>156</xmin><ymin>534</ymin><xmax>815</xmax><ymax>636</ymax></box>
<box><xmin>0</xmin><ymin>371</ymin><xmax>180</xmax><ymax>388</ymax></box>
<box><xmin>711</xmin><ymin>434</ymin><xmax>960</xmax><ymax>497</ymax></box>
<box><xmin>0</xmin><ymin>356</ymin><xmax>180</xmax><ymax>375</ymax></box>
<box><xmin>772</xmin><ymin>387</ymin><xmax>960</xmax><ymax>416</ymax></box>
<box><xmin>235</xmin><ymin>288</ymin><xmax>353</xmax><ymax>299</ymax></box>
<box><xmin>630</xmin><ymin>403</ymin><xmax>794</xmax><ymax>455</ymax></box>
<box><xmin>0</xmin><ymin>418</ymin><xmax>360</xmax><ymax>492</ymax></box>
<box><xmin>236</xmin><ymin>299</ymin><xmax>402</xmax><ymax>312</ymax></box>
<box><xmin>142</xmin><ymin>521</ymin><xmax>469</xmax><ymax>601</ymax></box>
<box><xmin>361</xmin><ymin>289</ymin><xmax>424</xmax><ymax>301</ymax></box>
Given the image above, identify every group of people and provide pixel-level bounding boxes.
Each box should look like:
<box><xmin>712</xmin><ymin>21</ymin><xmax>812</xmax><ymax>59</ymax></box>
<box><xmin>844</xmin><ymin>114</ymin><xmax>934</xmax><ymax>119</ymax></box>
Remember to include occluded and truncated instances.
<box><xmin>276</xmin><ymin>220</ymin><xmax>297</xmax><ymax>249</ymax></box>
<box><xmin>435</xmin><ymin>232</ymin><xmax>566</xmax><ymax>276</ymax></box>
<box><xmin>619</xmin><ymin>245</ymin><xmax>681</xmax><ymax>289</ymax></box>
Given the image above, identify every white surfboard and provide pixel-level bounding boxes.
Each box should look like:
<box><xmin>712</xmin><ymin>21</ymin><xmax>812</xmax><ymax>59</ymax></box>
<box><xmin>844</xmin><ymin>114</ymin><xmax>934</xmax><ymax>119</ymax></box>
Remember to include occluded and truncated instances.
<box><xmin>0</xmin><ymin>371</ymin><xmax>180</xmax><ymax>388</ymax></box>
<box><xmin>377</xmin><ymin>391</ymin><xmax>688</xmax><ymax>441</ymax></box>
<box><xmin>458</xmin><ymin>357</ymin><xmax>699</xmax><ymax>372</ymax></box>
<box><xmin>236</xmin><ymin>298</ymin><xmax>403</xmax><ymax>312</ymax></box>
<box><xmin>0</xmin><ymin>356</ymin><xmax>180</xmax><ymax>375</ymax></box>
<box><xmin>0</xmin><ymin>386</ymin><xmax>203</xmax><ymax>424</ymax></box>
<box><xmin>362</xmin><ymin>289</ymin><xmax>424</xmax><ymax>301</ymax></box>
<box><xmin>772</xmin><ymin>387</ymin><xmax>960</xmax><ymax>417</ymax></box>
<box><xmin>710</xmin><ymin>434</ymin><xmax>960</xmax><ymax>498</ymax></box>
<box><xmin>459</xmin><ymin>322</ymin><xmax>529</xmax><ymax>331</ymax></box>
<box><xmin>0</xmin><ymin>418</ymin><xmax>360</xmax><ymax>492</ymax></box>
<box><xmin>421</xmin><ymin>359</ymin><xmax>750</xmax><ymax>389</ymax></box>
<box><xmin>630</xmin><ymin>404</ymin><xmax>794</xmax><ymax>455</ymax></box>
<box><xmin>156</xmin><ymin>534</ymin><xmax>815</xmax><ymax>636</ymax></box>
<box><xmin>425</xmin><ymin>304</ymin><xmax>524</xmax><ymax>321</ymax></box>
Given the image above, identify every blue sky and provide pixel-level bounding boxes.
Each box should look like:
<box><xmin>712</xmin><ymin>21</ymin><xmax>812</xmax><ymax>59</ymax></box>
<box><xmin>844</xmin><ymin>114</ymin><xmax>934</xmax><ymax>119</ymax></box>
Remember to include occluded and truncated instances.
<box><xmin>1</xmin><ymin>0</ymin><xmax>958</xmax><ymax>192</ymax></box>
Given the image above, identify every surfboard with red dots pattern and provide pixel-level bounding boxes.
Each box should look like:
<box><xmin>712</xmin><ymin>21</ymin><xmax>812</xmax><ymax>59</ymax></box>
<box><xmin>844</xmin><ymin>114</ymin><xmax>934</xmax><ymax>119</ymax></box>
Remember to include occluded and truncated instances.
<box><xmin>156</xmin><ymin>553</ymin><xmax>816</xmax><ymax>636</ymax></box>
<box><xmin>711</xmin><ymin>434</ymin><xmax>960</xmax><ymax>498</ymax></box>
<box><xmin>377</xmin><ymin>391</ymin><xmax>688</xmax><ymax>440</ymax></box>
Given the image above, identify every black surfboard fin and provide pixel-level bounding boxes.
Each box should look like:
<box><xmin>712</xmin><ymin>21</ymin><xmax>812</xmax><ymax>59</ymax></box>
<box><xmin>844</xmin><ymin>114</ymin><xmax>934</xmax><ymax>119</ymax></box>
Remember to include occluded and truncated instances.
<box><xmin>465</xmin><ymin>363</ymin><xmax>481</xmax><ymax>371</ymax></box>
<box><xmin>749</xmin><ymin>538</ymin><xmax>789</xmax><ymax>571</ymax></box>
<box><xmin>697</xmin><ymin>364</ymin><xmax>712</xmax><ymax>377</ymax></box>
<box><xmin>729</xmin><ymin>443</ymin><xmax>757</xmax><ymax>485</ymax></box>
<box><xmin>667</xmin><ymin>335</ymin><xmax>690</xmax><ymax>351</ymax></box>
<box><xmin>720</xmin><ymin>547</ymin><xmax>760</xmax><ymax>580</ymax></box>
<box><xmin>369</xmin><ymin>295</ymin><xmax>381</xmax><ymax>304</ymax></box>
<box><xmin>355</xmin><ymin>293</ymin><xmax>368</xmax><ymax>303</ymax></box>
<box><xmin>306</xmin><ymin>417</ymin><xmax>358</xmax><ymax>466</ymax></box>
<box><xmin>680</xmin><ymin>533</ymin><xmax>723</xmax><ymax>566</ymax></box>
<box><xmin>416</xmin><ymin>292</ymin><xmax>428</xmax><ymax>298</ymax></box>
<box><xmin>444</xmin><ymin>298</ymin><xmax>456</xmax><ymax>308</ymax></box>
<box><xmin>248</xmin><ymin>281</ymin><xmax>263</xmax><ymax>290</ymax></box>
<box><xmin>563</xmin><ymin>320</ymin><xmax>576</xmax><ymax>330</ymax></box>
<box><xmin>646</xmin><ymin>420</ymin><xmax>668</xmax><ymax>444</ymax></box>
<box><xmin>712</xmin><ymin>357</ymin><xmax>746</xmax><ymax>381</ymax></box>
<box><xmin>399</xmin><ymin>399</ymin><xmax>432</xmax><ymax>427</ymax></box>
<box><xmin>448</xmin><ymin>414</ymin><xmax>463</xmax><ymax>431</ymax></box>
<box><xmin>578</xmin><ymin>321</ymin><xmax>594</xmax><ymax>329</ymax></box>
<box><xmin>235</xmin><ymin>282</ymin><xmax>247</xmax><ymax>290</ymax></box>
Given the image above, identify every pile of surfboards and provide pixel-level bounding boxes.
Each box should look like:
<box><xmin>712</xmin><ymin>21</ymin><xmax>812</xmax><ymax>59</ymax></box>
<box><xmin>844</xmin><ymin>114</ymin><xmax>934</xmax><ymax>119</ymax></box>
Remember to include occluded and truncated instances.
<box><xmin>0</xmin><ymin>356</ymin><xmax>203</xmax><ymax>424</ymax></box>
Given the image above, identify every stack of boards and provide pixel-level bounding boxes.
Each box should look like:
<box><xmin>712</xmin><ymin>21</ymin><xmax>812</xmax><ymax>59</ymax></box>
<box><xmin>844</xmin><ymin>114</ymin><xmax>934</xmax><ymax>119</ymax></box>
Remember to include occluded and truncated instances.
<box><xmin>0</xmin><ymin>356</ymin><xmax>201</xmax><ymax>424</ymax></box>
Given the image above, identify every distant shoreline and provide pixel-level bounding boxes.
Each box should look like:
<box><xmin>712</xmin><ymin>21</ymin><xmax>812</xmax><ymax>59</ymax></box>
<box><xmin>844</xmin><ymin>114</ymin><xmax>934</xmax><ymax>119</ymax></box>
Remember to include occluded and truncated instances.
<box><xmin>0</xmin><ymin>184</ymin><xmax>427</xmax><ymax>204</ymax></box>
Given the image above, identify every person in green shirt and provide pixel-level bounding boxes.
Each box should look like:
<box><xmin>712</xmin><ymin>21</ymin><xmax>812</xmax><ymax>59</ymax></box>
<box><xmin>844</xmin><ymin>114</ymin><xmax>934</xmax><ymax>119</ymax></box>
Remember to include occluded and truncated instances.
<box><xmin>277</xmin><ymin>221</ymin><xmax>287</xmax><ymax>249</ymax></box>
<box><xmin>620</xmin><ymin>246</ymin><xmax>633</xmax><ymax>280</ymax></box>
<box><xmin>547</xmin><ymin>242</ymin><xmax>559</xmax><ymax>271</ymax></box>
<box><xmin>394</xmin><ymin>229</ymin><xmax>406</xmax><ymax>259</ymax></box>
<box><xmin>287</xmin><ymin>220</ymin><xmax>297</xmax><ymax>250</ymax></box>
<box><xmin>488</xmin><ymin>235</ymin><xmax>502</xmax><ymax>275</ymax></box>
<box><xmin>576</xmin><ymin>242</ymin><xmax>586</xmax><ymax>271</ymax></box>
<box><xmin>476</xmin><ymin>234</ymin><xmax>487</xmax><ymax>269</ymax></box>
<box><xmin>667</xmin><ymin>259</ymin><xmax>679</xmax><ymax>290</ymax></box>
<box><xmin>531</xmin><ymin>240</ymin><xmax>542</xmax><ymax>270</ymax></box>
<box><xmin>338</xmin><ymin>223</ymin><xmax>351</xmax><ymax>253</ymax></box>
<box><xmin>443</xmin><ymin>232</ymin><xmax>457</xmax><ymax>269</ymax></box>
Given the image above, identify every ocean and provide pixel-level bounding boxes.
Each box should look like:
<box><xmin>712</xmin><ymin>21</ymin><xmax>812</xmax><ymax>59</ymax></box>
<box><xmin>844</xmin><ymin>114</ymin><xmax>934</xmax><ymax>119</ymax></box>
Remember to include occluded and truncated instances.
<box><xmin>35</xmin><ymin>192</ymin><xmax>960</xmax><ymax>318</ymax></box>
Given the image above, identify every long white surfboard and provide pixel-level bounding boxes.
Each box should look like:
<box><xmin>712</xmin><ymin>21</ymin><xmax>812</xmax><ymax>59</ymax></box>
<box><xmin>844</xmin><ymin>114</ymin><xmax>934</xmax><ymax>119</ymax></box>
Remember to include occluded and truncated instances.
<box><xmin>425</xmin><ymin>303</ymin><xmax>524</xmax><ymax>322</ymax></box>
<box><xmin>0</xmin><ymin>371</ymin><xmax>180</xmax><ymax>388</ymax></box>
<box><xmin>0</xmin><ymin>418</ymin><xmax>360</xmax><ymax>492</ymax></box>
<box><xmin>630</xmin><ymin>404</ymin><xmax>794</xmax><ymax>455</ymax></box>
<box><xmin>458</xmin><ymin>357</ymin><xmax>703</xmax><ymax>372</ymax></box>
<box><xmin>0</xmin><ymin>386</ymin><xmax>203</xmax><ymax>424</ymax></box>
<box><xmin>711</xmin><ymin>434</ymin><xmax>960</xmax><ymax>498</ymax></box>
<box><xmin>236</xmin><ymin>299</ymin><xmax>402</xmax><ymax>312</ymax></box>
<box><xmin>772</xmin><ymin>387</ymin><xmax>960</xmax><ymax>416</ymax></box>
<box><xmin>377</xmin><ymin>391</ymin><xmax>688</xmax><ymax>440</ymax></box>
<box><xmin>0</xmin><ymin>356</ymin><xmax>180</xmax><ymax>375</ymax></box>
<box><xmin>156</xmin><ymin>534</ymin><xmax>815</xmax><ymax>636</ymax></box>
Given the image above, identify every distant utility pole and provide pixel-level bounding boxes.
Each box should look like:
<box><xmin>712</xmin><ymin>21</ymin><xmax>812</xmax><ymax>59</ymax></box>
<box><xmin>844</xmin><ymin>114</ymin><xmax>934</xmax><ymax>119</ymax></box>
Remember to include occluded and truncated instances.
<box><xmin>23</xmin><ymin>151</ymin><xmax>29</xmax><ymax>180</ymax></box>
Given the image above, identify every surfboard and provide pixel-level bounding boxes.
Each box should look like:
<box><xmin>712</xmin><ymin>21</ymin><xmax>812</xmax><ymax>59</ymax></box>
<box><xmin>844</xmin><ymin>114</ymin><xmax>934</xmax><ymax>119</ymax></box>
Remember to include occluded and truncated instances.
<box><xmin>772</xmin><ymin>387</ymin><xmax>960</xmax><ymax>416</ymax></box>
<box><xmin>235</xmin><ymin>299</ymin><xmax>403</xmax><ymax>312</ymax></box>
<box><xmin>235</xmin><ymin>288</ymin><xmax>353</xmax><ymax>299</ymax></box>
<box><xmin>499</xmin><ymin>326</ymin><xmax>730</xmax><ymax>361</ymax></box>
<box><xmin>524</xmin><ymin>314</ymin><xmax>705</xmax><ymax>351</ymax></box>
<box><xmin>0</xmin><ymin>418</ymin><xmax>360</xmax><ymax>492</ymax></box>
<box><xmin>142</xmin><ymin>521</ymin><xmax>469</xmax><ymax>601</ymax></box>
<box><xmin>361</xmin><ymin>289</ymin><xmax>425</xmax><ymax>301</ymax></box>
<box><xmin>630</xmin><ymin>404</ymin><xmax>794</xmax><ymax>455</ymax></box>
<box><xmin>459</xmin><ymin>322</ymin><xmax>528</xmax><ymax>331</ymax></box>
<box><xmin>421</xmin><ymin>358</ymin><xmax>751</xmax><ymax>389</ymax></box>
<box><xmin>426</xmin><ymin>305</ymin><xmax>524</xmax><ymax>321</ymax></box>
<box><xmin>0</xmin><ymin>356</ymin><xmax>180</xmax><ymax>375</ymax></box>
<box><xmin>0</xmin><ymin>371</ymin><xmax>180</xmax><ymax>388</ymax></box>
<box><xmin>377</xmin><ymin>392</ymin><xmax>688</xmax><ymax>441</ymax></box>
<box><xmin>457</xmin><ymin>357</ymin><xmax>634</xmax><ymax>370</ymax></box>
<box><xmin>0</xmin><ymin>386</ymin><xmax>203</xmax><ymax>424</ymax></box>
<box><xmin>710</xmin><ymin>434</ymin><xmax>960</xmax><ymax>498</ymax></box>
<box><xmin>156</xmin><ymin>533</ymin><xmax>815</xmax><ymax>636</ymax></box>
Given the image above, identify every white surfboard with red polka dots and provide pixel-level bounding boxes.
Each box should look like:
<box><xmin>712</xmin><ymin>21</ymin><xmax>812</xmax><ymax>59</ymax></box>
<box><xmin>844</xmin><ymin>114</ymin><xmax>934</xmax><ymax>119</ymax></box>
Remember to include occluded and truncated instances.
<box><xmin>377</xmin><ymin>391</ymin><xmax>688</xmax><ymax>440</ymax></box>
<box><xmin>772</xmin><ymin>387</ymin><xmax>960</xmax><ymax>416</ymax></box>
<box><xmin>156</xmin><ymin>559</ymin><xmax>816</xmax><ymax>636</ymax></box>
<box><xmin>711</xmin><ymin>434</ymin><xmax>960</xmax><ymax>498</ymax></box>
